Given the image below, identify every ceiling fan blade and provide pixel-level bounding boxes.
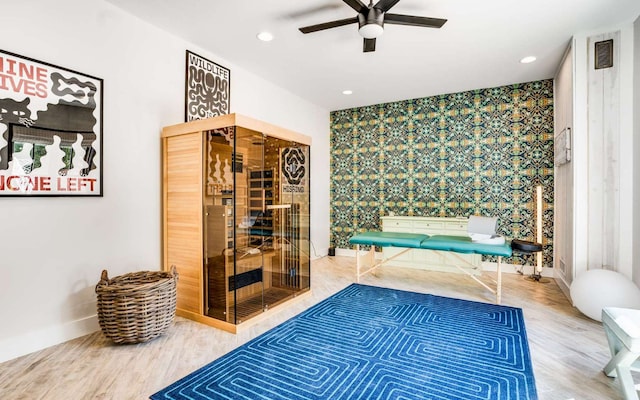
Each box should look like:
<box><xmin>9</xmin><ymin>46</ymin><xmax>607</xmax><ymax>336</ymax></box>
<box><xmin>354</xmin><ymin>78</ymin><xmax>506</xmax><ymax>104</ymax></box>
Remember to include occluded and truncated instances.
<box><xmin>299</xmin><ymin>17</ymin><xmax>358</xmax><ymax>34</ymax></box>
<box><xmin>384</xmin><ymin>13</ymin><xmax>447</xmax><ymax>28</ymax></box>
<box><xmin>373</xmin><ymin>0</ymin><xmax>401</xmax><ymax>12</ymax></box>
<box><xmin>343</xmin><ymin>0</ymin><xmax>368</xmax><ymax>13</ymax></box>
<box><xmin>363</xmin><ymin>38</ymin><xmax>376</xmax><ymax>52</ymax></box>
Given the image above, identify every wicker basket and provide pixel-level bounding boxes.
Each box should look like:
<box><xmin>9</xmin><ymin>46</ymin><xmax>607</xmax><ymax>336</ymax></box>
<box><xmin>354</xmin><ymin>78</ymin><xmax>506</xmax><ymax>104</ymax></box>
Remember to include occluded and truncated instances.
<box><xmin>95</xmin><ymin>266</ymin><xmax>178</xmax><ymax>344</ymax></box>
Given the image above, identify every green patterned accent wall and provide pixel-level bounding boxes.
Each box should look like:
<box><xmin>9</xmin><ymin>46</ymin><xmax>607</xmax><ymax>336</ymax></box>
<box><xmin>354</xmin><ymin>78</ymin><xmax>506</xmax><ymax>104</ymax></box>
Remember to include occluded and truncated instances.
<box><xmin>330</xmin><ymin>80</ymin><xmax>554</xmax><ymax>268</ymax></box>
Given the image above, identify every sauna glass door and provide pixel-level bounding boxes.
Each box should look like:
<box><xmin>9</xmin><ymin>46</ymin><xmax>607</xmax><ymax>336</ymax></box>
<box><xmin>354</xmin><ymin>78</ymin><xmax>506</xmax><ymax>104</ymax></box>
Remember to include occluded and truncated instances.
<box><xmin>264</xmin><ymin>136</ymin><xmax>311</xmax><ymax>301</ymax></box>
<box><xmin>204</xmin><ymin>126</ymin><xmax>310</xmax><ymax>325</ymax></box>
<box><xmin>230</xmin><ymin>128</ymin><xmax>267</xmax><ymax>323</ymax></box>
<box><xmin>204</xmin><ymin>126</ymin><xmax>241</xmax><ymax>322</ymax></box>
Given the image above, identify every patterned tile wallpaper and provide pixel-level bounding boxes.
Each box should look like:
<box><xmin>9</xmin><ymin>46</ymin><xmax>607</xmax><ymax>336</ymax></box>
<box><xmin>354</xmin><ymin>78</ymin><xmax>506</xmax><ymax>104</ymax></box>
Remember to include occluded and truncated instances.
<box><xmin>330</xmin><ymin>80</ymin><xmax>554</xmax><ymax>268</ymax></box>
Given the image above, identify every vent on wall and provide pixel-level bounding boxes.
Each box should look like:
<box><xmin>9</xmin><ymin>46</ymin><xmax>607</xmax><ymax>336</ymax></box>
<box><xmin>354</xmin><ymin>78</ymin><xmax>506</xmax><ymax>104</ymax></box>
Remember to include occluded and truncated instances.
<box><xmin>595</xmin><ymin>39</ymin><xmax>614</xmax><ymax>69</ymax></box>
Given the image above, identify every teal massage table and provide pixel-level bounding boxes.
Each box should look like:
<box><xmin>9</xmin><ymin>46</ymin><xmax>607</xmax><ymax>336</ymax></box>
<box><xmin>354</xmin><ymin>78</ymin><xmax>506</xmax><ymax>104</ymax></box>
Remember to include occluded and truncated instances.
<box><xmin>349</xmin><ymin>231</ymin><xmax>513</xmax><ymax>304</ymax></box>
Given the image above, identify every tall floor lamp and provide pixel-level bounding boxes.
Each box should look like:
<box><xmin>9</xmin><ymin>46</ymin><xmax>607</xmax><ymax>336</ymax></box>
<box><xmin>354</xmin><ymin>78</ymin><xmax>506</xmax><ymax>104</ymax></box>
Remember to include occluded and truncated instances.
<box><xmin>526</xmin><ymin>184</ymin><xmax>548</xmax><ymax>282</ymax></box>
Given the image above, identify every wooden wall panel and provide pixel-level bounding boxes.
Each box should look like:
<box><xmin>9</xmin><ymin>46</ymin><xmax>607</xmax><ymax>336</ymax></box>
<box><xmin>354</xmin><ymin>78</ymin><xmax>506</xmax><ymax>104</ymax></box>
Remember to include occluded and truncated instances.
<box><xmin>587</xmin><ymin>31</ymin><xmax>620</xmax><ymax>271</ymax></box>
<box><xmin>163</xmin><ymin>133</ymin><xmax>203</xmax><ymax>314</ymax></box>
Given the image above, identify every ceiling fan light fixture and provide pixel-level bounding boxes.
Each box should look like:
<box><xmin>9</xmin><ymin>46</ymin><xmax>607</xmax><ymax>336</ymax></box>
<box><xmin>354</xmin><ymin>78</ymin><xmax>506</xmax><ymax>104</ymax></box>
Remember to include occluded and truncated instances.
<box><xmin>359</xmin><ymin>23</ymin><xmax>384</xmax><ymax>39</ymax></box>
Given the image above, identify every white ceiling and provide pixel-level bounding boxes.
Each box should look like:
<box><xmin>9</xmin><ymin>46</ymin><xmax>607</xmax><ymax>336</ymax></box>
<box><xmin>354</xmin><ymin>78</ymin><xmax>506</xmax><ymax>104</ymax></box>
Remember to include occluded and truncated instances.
<box><xmin>106</xmin><ymin>0</ymin><xmax>640</xmax><ymax>111</ymax></box>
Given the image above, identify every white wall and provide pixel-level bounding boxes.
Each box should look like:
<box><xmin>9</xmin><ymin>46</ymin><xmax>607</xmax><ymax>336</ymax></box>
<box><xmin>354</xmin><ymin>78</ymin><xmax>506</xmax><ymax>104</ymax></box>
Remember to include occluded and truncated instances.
<box><xmin>0</xmin><ymin>0</ymin><xmax>329</xmax><ymax>363</ymax></box>
<box><xmin>634</xmin><ymin>15</ymin><xmax>640</xmax><ymax>287</ymax></box>
<box><xmin>571</xmin><ymin>33</ymin><xmax>589</xmax><ymax>282</ymax></box>
<box><xmin>618</xmin><ymin>24</ymin><xmax>636</xmax><ymax>280</ymax></box>
<box><xmin>553</xmin><ymin>45</ymin><xmax>574</xmax><ymax>298</ymax></box>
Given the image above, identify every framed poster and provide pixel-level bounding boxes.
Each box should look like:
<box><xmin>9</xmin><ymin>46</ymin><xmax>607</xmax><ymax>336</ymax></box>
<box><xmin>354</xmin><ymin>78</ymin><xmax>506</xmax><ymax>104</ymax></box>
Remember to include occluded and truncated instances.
<box><xmin>185</xmin><ymin>50</ymin><xmax>230</xmax><ymax>121</ymax></box>
<box><xmin>0</xmin><ymin>49</ymin><xmax>103</xmax><ymax>196</ymax></box>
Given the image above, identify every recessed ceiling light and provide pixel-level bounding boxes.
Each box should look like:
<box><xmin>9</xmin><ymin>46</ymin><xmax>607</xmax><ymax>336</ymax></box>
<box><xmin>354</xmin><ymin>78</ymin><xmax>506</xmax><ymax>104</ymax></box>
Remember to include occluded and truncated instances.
<box><xmin>257</xmin><ymin>31</ymin><xmax>274</xmax><ymax>42</ymax></box>
<box><xmin>342</xmin><ymin>90</ymin><xmax>353</xmax><ymax>95</ymax></box>
<box><xmin>520</xmin><ymin>56</ymin><xmax>537</xmax><ymax>64</ymax></box>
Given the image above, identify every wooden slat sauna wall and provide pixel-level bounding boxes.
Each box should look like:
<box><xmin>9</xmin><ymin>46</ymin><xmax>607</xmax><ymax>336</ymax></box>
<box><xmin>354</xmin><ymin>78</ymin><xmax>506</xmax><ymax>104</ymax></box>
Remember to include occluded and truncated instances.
<box><xmin>163</xmin><ymin>132</ymin><xmax>204</xmax><ymax>314</ymax></box>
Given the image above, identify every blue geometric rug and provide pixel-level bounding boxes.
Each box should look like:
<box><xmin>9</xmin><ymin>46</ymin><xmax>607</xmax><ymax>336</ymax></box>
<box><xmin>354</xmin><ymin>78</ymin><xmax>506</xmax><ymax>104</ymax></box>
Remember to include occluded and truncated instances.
<box><xmin>151</xmin><ymin>284</ymin><xmax>537</xmax><ymax>399</ymax></box>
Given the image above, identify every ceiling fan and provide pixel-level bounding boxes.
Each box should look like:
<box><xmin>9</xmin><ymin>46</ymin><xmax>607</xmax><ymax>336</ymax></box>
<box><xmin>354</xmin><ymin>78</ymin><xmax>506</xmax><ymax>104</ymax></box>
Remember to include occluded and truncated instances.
<box><xmin>298</xmin><ymin>0</ymin><xmax>447</xmax><ymax>52</ymax></box>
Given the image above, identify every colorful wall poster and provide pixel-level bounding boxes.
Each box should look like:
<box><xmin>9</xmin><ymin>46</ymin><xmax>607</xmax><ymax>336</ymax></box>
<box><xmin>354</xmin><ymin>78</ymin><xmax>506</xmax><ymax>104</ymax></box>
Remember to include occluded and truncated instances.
<box><xmin>0</xmin><ymin>49</ymin><xmax>103</xmax><ymax>196</ymax></box>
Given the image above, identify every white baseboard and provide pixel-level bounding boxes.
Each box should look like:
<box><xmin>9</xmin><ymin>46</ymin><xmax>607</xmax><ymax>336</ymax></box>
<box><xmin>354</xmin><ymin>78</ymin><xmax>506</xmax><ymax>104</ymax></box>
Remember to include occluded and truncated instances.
<box><xmin>333</xmin><ymin>248</ymin><xmax>554</xmax><ymax>277</ymax></box>
<box><xmin>553</xmin><ymin>272</ymin><xmax>572</xmax><ymax>302</ymax></box>
<box><xmin>0</xmin><ymin>315</ymin><xmax>99</xmax><ymax>364</ymax></box>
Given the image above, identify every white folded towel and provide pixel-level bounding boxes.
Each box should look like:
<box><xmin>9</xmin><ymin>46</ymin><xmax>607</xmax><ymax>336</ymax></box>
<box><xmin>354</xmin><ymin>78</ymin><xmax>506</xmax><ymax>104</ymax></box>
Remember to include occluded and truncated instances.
<box><xmin>469</xmin><ymin>233</ymin><xmax>493</xmax><ymax>241</ymax></box>
<box><xmin>471</xmin><ymin>235</ymin><xmax>506</xmax><ymax>245</ymax></box>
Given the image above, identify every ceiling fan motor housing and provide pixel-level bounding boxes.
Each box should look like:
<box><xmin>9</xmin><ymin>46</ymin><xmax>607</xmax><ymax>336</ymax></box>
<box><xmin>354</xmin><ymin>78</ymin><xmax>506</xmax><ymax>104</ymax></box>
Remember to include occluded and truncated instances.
<box><xmin>358</xmin><ymin>7</ymin><xmax>384</xmax><ymax>38</ymax></box>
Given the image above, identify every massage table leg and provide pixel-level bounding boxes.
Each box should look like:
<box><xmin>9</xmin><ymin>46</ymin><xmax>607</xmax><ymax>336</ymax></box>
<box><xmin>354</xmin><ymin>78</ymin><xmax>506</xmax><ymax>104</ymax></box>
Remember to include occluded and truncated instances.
<box><xmin>367</xmin><ymin>246</ymin><xmax>375</xmax><ymax>275</ymax></box>
<box><xmin>355</xmin><ymin>245</ymin><xmax>412</xmax><ymax>283</ymax></box>
<box><xmin>356</xmin><ymin>244</ymin><xmax>361</xmax><ymax>283</ymax></box>
<box><xmin>355</xmin><ymin>245</ymin><xmax>375</xmax><ymax>283</ymax></box>
<box><xmin>433</xmin><ymin>252</ymin><xmax>503</xmax><ymax>304</ymax></box>
<box><xmin>497</xmin><ymin>256</ymin><xmax>502</xmax><ymax>304</ymax></box>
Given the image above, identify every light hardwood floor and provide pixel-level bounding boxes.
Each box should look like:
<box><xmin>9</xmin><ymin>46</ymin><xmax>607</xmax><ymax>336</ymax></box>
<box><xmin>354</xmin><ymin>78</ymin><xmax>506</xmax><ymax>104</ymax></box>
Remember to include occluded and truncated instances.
<box><xmin>0</xmin><ymin>256</ymin><xmax>624</xmax><ymax>399</ymax></box>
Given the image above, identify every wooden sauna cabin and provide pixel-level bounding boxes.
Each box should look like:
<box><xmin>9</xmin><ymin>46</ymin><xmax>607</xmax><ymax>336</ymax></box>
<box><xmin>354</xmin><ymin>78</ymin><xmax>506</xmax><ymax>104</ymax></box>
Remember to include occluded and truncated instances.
<box><xmin>162</xmin><ymin>114</ymin><xmax>311</xmax><ymax>333</ymax></box>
